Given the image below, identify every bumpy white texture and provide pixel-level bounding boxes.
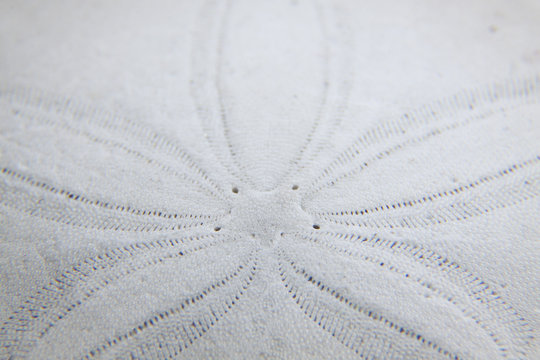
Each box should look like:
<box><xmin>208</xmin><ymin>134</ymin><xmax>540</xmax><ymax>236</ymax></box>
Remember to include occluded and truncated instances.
<box><xmin>0</xmin><ymin>0</ymin><xmax>539</xmax><ymax>359</ymax></box>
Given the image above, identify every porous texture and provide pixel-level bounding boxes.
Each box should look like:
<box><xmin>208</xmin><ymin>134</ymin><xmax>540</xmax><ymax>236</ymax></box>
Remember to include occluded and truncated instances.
<box><xmin>0</xmin><ymin>0</ymin><xmax>539</xmax><ymax>359</ymax></box>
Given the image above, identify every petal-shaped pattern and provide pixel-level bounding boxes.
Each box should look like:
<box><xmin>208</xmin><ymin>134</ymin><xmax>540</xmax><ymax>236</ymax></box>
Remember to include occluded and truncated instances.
<box><xmin>190</xmin><ymin>0</ymin><xmax>353</xmax><ymax>190</ymax></box>
<box><xmin>0</xmin><ymin>167</ymin><xmax>224</xmax><ymax>232</ymax></box>
<box><xmin>0</xmin><ymin>87</ymin><xmax>227</xmax><ymax>204</ymax></box>
<box><xmin>311</xmin><ymin>157</ymin><xmax>540</xmax><ymax>229</ymax></box>
<box><xmin>278</xmin><ymin>231</ymin><xmax>533</xmax><ymax>358</ymax></box>
<box><xmin>0</xmin><ymin>235</ymin><xmax>256</xmax><ymax>358</ymax></box>
<box><xmin>303</xmin><ymin>76</ymin><xmax>540</xmax><ymax>201</ymax></box>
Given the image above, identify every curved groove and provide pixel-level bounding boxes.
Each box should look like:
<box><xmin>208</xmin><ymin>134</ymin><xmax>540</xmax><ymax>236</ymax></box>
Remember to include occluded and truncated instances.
<box><xmin>0</xmin><ymin>87</ymin><xmax>227</xmax><ymax>201</ymax></box>
<box><xmin>0</xmin><ymin>234</ymin><xmax>237</xmax><ymax>358</ymax></box>
<box><xmin>0</xmin><ymin>167</ymin><xmax>224</xmax><ymax>232</ymax></box>
<box><xmin>312</xmin><ymin>157</ymin><xmax>540</xmax><ymax>229</ymax></box>
<box><xmin>303</xmin><ymin>75</ymin><xmax>540</xmax><ymax>199</ymax></box>
<box><xmin>282</xmin><ymin>1</ymin><xmax>354</xmax><ymax>186</ymax></box>
<box><xmin>82</xmin><ymin>250</ymin><xmax>259</xmax><ymax>359</ymax></box>
<box><xmin>191</xmin><ymin>0</ymin><xmax>349</xmax><ymax>191</ymax></box>
<box><xmin>281</xmin><ymin>0</ymin><xmax>331</xmax><ymax>177</ymax></box>
<box><xmin>0</xmin><ymin>181</ymin><xmax>213</xmax><ymax>232</ymax></box>
<box><xmin>276</xmin><ymin>248</ymin><xmax>460</xmax><ymax>359</ymax></box>
<box><xmin>190</xmin><ymin>0</ymin><xmax>256</xmax><ymax>187</ymax></box>
<box><xmin>213</xmin><ymin>0</ymin><xmax>252</xmax><ymax>187</ymax></box>
<box><xmin>288</xmin><ymin>231</ymin><xmax>533</xmax><ymax>358</ymax></box>
<box><xmin>304</xmin><ymin>113</ymin><xmax>478</xmax><ymax>200</ymax></box>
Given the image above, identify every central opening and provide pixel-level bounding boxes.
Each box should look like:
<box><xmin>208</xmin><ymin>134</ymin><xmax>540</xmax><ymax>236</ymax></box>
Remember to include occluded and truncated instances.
<box><xmin>227</xmin><ymin>187</ymin><xmax>312</xmax><ymax>246</ymax></box>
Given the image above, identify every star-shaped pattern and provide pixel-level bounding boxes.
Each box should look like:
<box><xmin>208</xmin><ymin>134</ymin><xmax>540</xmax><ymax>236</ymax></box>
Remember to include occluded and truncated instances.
<box><xmin>1</xmin><ymin>1</ymin><xmax>539</xmax><ymax>359</ymax></box>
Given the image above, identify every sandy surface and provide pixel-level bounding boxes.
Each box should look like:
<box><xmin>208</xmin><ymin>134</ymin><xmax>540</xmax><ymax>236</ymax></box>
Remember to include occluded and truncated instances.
<box><xmin>0</xmin><ymin>0</ymin><xmax>539</xmax><ymax>358</ymax></box>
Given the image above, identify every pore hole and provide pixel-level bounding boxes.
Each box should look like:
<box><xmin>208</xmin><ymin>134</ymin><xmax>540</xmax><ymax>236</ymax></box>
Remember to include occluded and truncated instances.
<box><xmin>214</xmin><ymin>227</ymin><xmax>221</xmax><ymax>232</ymax></box>
<box><xmin>232</xmin><ymin>187</ymin><xmax>239</xmax><ymax>194</ymax></box>
<box><xmin>312</xmin><ymin>224</ymin><xmax>320</xmax><ymax>230</ymax></box>
<box><xmin>292</xmin><ymin>184</ymin><xmax>299</xmax><ymax>190</ymax></box>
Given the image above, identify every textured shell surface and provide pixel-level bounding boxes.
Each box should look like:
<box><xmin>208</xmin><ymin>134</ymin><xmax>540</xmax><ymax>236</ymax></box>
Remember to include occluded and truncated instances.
<box><xmin>0</xmin><ymin>0</ymin><xmax>539</xmax><ymax>359</ymax></box>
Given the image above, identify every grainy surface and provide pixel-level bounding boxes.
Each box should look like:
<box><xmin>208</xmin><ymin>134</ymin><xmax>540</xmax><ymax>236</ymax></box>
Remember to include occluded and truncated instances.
<box><xmin>0</xmin><ymin>0</ymin><xmax>539</xmax><ymax>359</ymax></box>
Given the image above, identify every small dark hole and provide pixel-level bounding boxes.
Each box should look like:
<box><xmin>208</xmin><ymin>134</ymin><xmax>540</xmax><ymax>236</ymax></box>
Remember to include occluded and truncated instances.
<box><xmin>232</xmin><ymin>187</ymin><xmax>239</xmax><ymax>194</ymax></box>
<box><xmin>312</xmin><ymin>224</ymin><xmax>320</xmax><ymax>230</ymax></box>
<box><xmin>292</xmin><ymin>184</ymin><xmax>299</xmax><ymax>190</ymax></box>
<box><xmin>214</xmin><ymin>227</ymin><xmax>221</xmax><ymax>232</ymax></box>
